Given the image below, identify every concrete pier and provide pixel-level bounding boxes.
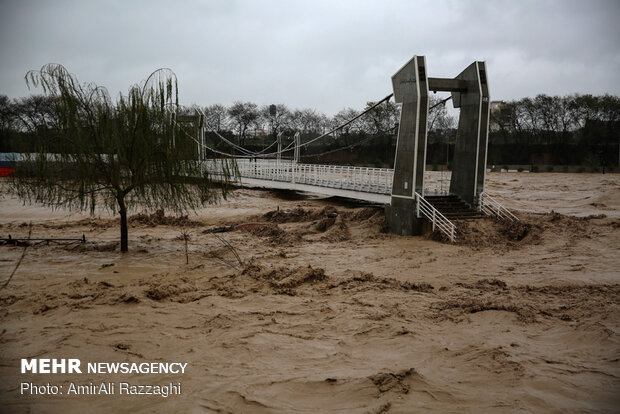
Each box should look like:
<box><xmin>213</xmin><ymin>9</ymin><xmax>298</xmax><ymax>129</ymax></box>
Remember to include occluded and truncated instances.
<box><xmin>449</xmin><ymin>61</ymin><xmax>490</xmax><ymax>206</ymax></box>
<box><xmin>386</xmin><ymin>56</ymin><xmax>429</xmax><ymax>235</ymax></box>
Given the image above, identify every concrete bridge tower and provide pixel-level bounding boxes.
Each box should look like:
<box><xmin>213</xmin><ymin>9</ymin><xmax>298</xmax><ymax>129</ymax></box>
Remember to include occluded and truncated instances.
<box><xmin>387</xmin><ymin>56</ymin><xmax>490</xmax><ymax>236</ymax></box>
<box><xmin>449</xmin><ymin>61</ymin><xmax>490</xmax><ymax>206</ymax></box>
<box><xmin>386</xmin><ymin>56</ymin><xmax>429</xmax><ymax>236</ymax></box>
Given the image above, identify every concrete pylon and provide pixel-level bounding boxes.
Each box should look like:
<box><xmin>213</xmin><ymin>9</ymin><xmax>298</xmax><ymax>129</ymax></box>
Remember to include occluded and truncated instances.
<box><xmin>386</xmin><ymin>55</ymin><xmax>429</xmax><ymax>235</ymax></box>
<box><xmin>449</xmin><ymin>61</ymin><xmax>490</xmax><ymax>206</ymax></box>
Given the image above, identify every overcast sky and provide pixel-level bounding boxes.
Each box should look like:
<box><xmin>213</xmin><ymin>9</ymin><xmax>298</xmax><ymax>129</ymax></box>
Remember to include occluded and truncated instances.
<box><xmin>1</xmin><ymin>0</ymin><xmax>619</xmax><ymax>114</ymax></box>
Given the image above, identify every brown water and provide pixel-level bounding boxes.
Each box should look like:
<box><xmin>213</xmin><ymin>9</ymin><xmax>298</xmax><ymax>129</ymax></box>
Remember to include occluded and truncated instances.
<box><xmin>0</xmin><ymin>172</ymin><xmax>619</xmax><ymax>413</ymax></box>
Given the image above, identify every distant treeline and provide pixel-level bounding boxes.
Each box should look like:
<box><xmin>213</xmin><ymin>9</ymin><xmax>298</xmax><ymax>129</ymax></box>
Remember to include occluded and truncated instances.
<box><xmin>485</xmin><ymin>94</ymin><xmax>619</xmax><ymax>170</ymax></box>
<box><xmin>1</xmin><ymin>93</ymin><xmax>618</xmax><ymax>170</ymax></box>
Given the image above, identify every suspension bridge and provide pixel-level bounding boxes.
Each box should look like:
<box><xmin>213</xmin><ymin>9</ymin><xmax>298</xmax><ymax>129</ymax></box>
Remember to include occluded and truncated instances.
<box><xmin>176</xmin><ymin>56</ymin><xmax>518</xmax><ymax>242</ymax></box>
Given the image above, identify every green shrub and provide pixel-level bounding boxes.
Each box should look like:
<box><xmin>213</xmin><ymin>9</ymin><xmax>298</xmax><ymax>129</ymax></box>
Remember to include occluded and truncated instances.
<box><xmin>502</xmin><ymin>165</ymin><xmax>509</xmax><ymax>170</ymax></box>
<box><xmin>577</xmin><ymin>167</ymin><xmax>585</xmax><ymax>173</ymax></box>
<box><xmin>563</xmin><ymin>165</ymin><xmax>569</xmax><ymax>172</ymax></box>
<box><xmin>517</xmin><ymin>167</ymin><xmax>524</xmax><ymax>172</ymax></box>
<box><xmin>546</xmin><ymin>165</ymin><xmax>554</xmax><ymax>172</ymax></box>
<box><xmin>532</xmin><ymin>165</ymin><xmax>539</xmax><ymax>172</ymax></box>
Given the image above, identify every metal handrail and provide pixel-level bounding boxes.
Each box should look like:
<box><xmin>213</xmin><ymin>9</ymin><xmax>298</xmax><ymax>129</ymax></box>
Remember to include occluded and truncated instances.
<box><xmin>414</xmin><ymin>192</ymin><xmax>456</xmax><ymax>242</ymax></box>
<box><xmin>479</xmin><ymin>191</ymin><xmax>519</xmax><ymax>221</ymax></box>
<box><xmin>205</xmin><ymin>158</ymin><xmax>394</xmax><ymax>195</ymax></box>
<box><xmin>204</xmin><ymin>160</ymin><xmax>458</xmax><ymax>241</ymax></box>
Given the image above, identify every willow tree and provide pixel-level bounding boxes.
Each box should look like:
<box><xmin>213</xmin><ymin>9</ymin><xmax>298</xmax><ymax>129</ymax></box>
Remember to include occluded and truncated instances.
<box><xmin>10</xmin><ymin>64</ymin><xmax>235</xmax><ymax>252</ymax></box>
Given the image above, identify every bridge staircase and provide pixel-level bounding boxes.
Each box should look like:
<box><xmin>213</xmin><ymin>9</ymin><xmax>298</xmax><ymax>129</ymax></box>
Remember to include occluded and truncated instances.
<box><xmin>424</xmin><ymin>194</ymin><xmax>484</xmax><ymax>220</ymax></box>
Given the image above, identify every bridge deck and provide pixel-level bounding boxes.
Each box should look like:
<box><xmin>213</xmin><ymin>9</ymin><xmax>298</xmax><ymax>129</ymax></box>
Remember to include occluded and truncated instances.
<box><xmin>238</xmin><ymin>176</ymin><xmax>391</xmax><ymax>203</ymax></box>
<box><xmin>204</xmin><ymin>158</ymin><xmax>451</xmax><ymax>203</ymax></box>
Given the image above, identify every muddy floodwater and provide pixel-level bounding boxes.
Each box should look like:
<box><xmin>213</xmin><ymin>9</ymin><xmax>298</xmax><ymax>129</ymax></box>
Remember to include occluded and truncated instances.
<box><xmin>1</xmin><ymin>172</ymin><xmax>619</xmax><ymax>413</ymax></box>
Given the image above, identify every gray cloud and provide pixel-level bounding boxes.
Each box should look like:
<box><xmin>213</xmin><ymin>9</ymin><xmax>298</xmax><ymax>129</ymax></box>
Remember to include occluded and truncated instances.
<box><xmin>1</xmin><ymin>0</ymin><xmax>619</xmax><ymax>114</ymax></box>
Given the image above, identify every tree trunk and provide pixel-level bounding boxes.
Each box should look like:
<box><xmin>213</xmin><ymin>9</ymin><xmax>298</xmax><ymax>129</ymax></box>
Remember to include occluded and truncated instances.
<box><xmin>119</xmin><ymin>203</ymin><xmax>128</xmax><ymax>253</ymax></box>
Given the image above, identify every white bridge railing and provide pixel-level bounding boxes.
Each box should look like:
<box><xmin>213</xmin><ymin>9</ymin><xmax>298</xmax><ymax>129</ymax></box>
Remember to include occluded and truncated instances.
<box><xmin>203</xmin><ymin>159</ymin><xmax>514</xmax><ymax>242</ymax></box>
<box><xmin>201</xmin><ymin>160</ymin><xmax>460</xmax><ymax>199</ymax></box>
<box><xmin>479</xmin><ymin>191</ymin><xmax>519</xmax><ymax>221</ymax></box>
<box><xmin>414</xmin><ymin>192</ymin><xmax>456</xmax><ymax>242</ymax></box>
<box><xmin>204</xmin><ymin>158</ymin><xmax>393</xmax><ymax>195</ymax></box>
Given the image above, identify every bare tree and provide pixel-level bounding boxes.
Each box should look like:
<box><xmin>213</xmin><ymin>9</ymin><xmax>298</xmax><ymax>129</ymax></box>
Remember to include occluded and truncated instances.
<box><xmin>290</xmin><ymin>108</ymin><xmax>326</xmax><ymax>135</ymax></box>
<box><xmin>260</xmin><ymin>103</ymin><xmax>291</xmax><ymax>138</ymax></box>
<box><xmin>227</xmin><ymin>101</ymin><xmax>259</xmax><ymax>144</ymax></box>
<box><xmin>203</xmin><ymin>103</ymin><xmax>228</xmax><ymax>131</ymax></box>
<box><xmin>0</xmin><ymin>95</ymin><xmax>15</xmax><ymax>137</ymax></box>
<box><xmin>10</xmin><ymin>64</ymin><xmax>234</xmax><ymax>253</ymax></box>
<box><xmin>427</xmin><ymin>96</ymin><xmax>455</xmax><ymax>133</ymax></box>
<box><xmin>12</xmin><ymin>95</ymin><xmax>59</xmax><ymax>133</ymax></box>
<box><xmin>329</xmin><ymin>108</ymin><xmax>363</xmax><ymax>146</ymax></box>
<box><xmin>361</xmin><ymin>100</ymin><xmax>399</xmax><ymax>134</ymax></box>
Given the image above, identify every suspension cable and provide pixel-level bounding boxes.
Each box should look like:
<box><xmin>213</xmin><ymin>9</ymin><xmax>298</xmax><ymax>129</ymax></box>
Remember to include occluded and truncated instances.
<box><xmin>299</xmin><ymin>96</ymin><xmax>451</xmax><ymax>158</ymax></box>
<box><xmin>290</xmin><ymin>93</ymin><xmax>393</xmax><ymax>151</ymax></box>
<box><xmin>300</xmin><ymin>127</ymin><xmax>397</xmax><ymax>158</ymax></box>
<box><xmin>174</xmin><ymin>93</ymin><xmax>451</xmax><ymax>159</ymax></box>
<box><xmin>210</xmin><ymin>130</ymin><xmax>257</xmax><ymax>155</ymax></box>
<box><xmin>194</xmin><ymin>93</ymin><xmax>394</xmax><ymax>158</ymax></box>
